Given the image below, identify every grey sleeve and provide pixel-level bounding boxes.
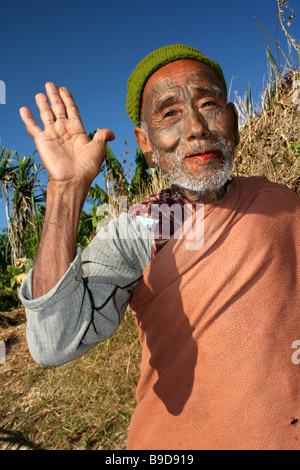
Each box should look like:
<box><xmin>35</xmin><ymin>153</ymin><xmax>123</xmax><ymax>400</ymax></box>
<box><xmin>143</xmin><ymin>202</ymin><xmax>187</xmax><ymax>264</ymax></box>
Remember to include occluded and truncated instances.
<box><xmin>19</xmin><ymin>213</ymin><xmax>152</xmax><ymax>366</ymax></box>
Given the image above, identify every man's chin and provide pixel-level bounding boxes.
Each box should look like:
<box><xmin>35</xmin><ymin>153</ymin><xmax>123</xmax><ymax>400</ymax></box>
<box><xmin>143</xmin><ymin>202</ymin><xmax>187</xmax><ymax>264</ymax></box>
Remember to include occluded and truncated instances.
<box><xmin>169</xmin><ymin>164</ymin><xmax>233</xmax><ymax>194</ymax></box>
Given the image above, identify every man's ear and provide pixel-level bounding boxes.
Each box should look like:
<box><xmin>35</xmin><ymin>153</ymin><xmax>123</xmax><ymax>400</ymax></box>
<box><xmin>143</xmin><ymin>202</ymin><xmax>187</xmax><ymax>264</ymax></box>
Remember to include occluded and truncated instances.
<box><xmin>134</xmin><ymin>126</ymin><xmax>157</xmax><ymax>168</ymax></box>
<box><xmin>228</xmin><ymin>102</ymin><xmax>240</xmax><ymax>147</ymax></box>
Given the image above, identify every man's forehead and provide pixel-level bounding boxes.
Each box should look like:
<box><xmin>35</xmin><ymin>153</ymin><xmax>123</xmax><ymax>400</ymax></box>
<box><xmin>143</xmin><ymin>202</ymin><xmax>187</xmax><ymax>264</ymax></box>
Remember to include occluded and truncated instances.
<box><xmin>141</xmin><ymin>59</ymin><xmax>224</xmax><ymax>113</ymax></box>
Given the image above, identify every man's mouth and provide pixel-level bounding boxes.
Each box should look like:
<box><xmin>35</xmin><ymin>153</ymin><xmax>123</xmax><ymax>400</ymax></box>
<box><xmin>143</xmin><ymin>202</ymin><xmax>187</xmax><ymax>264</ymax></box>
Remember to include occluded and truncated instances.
<box><xmin>185</xmin><ymin>151</ymin><xmax>220</xmax><ymax>163</ymax></box>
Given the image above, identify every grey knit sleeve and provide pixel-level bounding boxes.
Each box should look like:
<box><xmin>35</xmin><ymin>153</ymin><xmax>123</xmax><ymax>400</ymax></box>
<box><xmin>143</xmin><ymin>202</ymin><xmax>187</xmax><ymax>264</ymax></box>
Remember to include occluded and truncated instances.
<box><xmin>19</xmin><ymin>213</ymin><xmax>152</xmax><ymax>366</ymax></box>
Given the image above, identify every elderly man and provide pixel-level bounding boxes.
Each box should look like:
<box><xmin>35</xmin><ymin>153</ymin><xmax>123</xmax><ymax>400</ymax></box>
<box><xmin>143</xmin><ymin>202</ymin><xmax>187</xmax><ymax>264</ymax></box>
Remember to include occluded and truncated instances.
<box><xmin>19</xmin><ymin>44</ymin><xmax>300</xmax><ymax>450</ymax></box>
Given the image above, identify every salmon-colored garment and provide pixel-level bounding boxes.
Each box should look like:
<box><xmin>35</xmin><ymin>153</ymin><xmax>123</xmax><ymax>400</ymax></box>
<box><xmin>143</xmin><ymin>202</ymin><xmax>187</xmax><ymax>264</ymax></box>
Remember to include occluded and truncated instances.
<box><xmin>128</xmin><ymin>176</ymin><xmax>300</xmax><ymax>450</ymax></box>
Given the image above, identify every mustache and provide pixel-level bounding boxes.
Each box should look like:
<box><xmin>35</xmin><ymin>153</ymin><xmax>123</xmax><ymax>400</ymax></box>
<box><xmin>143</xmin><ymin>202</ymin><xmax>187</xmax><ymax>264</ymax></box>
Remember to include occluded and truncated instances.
<box><xmin>153</xmin><ymin>136</ymin><xmax>235</xmax><ymax>166</ymax></box>
<box><xmin>180</xmin><ymin>136</ymin><xmax>233</xmax><ymax>159</ymax></box>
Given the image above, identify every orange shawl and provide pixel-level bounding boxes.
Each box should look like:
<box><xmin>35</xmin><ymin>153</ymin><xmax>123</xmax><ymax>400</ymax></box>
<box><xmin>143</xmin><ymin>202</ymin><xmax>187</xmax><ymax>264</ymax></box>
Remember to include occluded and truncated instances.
<box><xmin>128</xmin><ymin>176</ymin><xmax>300</xmax><ymax>450</ymax></box>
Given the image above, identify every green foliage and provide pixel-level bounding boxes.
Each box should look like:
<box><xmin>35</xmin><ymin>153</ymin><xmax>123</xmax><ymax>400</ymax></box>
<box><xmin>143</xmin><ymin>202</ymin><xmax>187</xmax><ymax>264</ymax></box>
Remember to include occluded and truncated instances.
<box><xmin>87</xmin><ymin>132</ymin><xmax>152</xmax><ymax>206</ymax></box>
<box><xmin>130</xmin><ymin>147</ymin><xmax>153</xmax><ymax>193</ymax></box>
<box><xmin>0</xmin><ymin>288</ymin><xmax>20</xmax><ymax>311</ymax></box>
<box><xmin>289</xmin><ymin>141</ymin><xmax>300</xmax><ymax>157</ymax></box>
<box><xmin>0</xmin><ymin>144</ymin><xmax>46</xmax><ymax>307</ymax></box>
<box><xmin>0</xmin><ymin>231</ymin><xmax>12</xmax><ymax>293</ymax></box>
<box><xmin>0</xmin><ymin>231</ymin><xmax>11</xmax><ymax>268</ymax></box>
<box><xmin>7</xmin><ymin>260</ymin><xmax>33</xmax><ymax>289</ymax></box>
<box><xmin>0</xmin><ymin>147</ymin><xmax>17</xmax><ymax>193</ymax></box>
<box><xmin>0</xmin><ymin>233</ymin><xmax>24</xmax><ymax>309</ymax></box>
<box><xmin>87</xmin><ymin>183</ymin><xmax>108</xmax><ymax>206</ymax></box>
<box><xmin>0</xmin><ymin>144</ymin><xmax>46</xmax><ymax>267</ymax></box>
<box><xmin>87</xmin><ymin>205</ymin><xmax>102</xmax><ymax>230</ymax></box>
<box><xmin>22</xmin><ymin>204</ymin><xmax>45</xmax><ymax>261</ymax></box>
<box><xmin>76</xmin><ymin>209</ymin><xmax>94</xmax><ymax>248</ymax></box>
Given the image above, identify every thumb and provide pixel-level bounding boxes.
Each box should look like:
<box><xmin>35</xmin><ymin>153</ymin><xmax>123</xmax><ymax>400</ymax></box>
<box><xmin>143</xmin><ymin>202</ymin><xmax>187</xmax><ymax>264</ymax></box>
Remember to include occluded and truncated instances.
<box><xmin>92</xmin><ymin>128</ymin><xmax>115</xmax><ymax>146</ymax></box>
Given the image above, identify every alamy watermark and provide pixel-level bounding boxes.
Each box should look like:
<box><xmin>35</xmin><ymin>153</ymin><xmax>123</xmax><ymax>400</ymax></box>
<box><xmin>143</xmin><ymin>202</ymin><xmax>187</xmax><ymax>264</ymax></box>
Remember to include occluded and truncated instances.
<box><xmin>291</xmin><ymin>340</ymin><xmax>300</xmax><ymax>365</ymax></box>
<box><xmin>0</xmin><ymin>80</ymin><xmax>6</xmax><ymax>104</ymax></box>
<box><xmin>0</xmin><ymin>341</ymin><xmax>5</xmax><ymax>364</ymax></box>
<box><xmin>95</xmin><ymin>197</ymin><xmax>205</xmax><ymax>250</ymax></box>
<box><xmin>292</xmin><ymin>80</ymin><xmax>300</xmax><ymax>106</ymax></box>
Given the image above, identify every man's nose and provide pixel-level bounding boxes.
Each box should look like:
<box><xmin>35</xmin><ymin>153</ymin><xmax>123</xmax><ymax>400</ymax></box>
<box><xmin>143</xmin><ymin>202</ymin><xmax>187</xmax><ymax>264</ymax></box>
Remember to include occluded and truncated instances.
<box><xmin>183</xmin><ymin>106</ymin><xmax>211</xmax><ymax>141</ymax></box>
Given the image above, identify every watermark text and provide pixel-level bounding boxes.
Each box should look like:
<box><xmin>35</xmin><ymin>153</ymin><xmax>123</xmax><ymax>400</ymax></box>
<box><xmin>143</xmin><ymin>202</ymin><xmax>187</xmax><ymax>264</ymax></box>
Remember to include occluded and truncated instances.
<box><xmin>291</xmin><ymin>340</ymin><xmax>300</xmax><ymax>365</ymax></box>
<box><xmin>0</xmin><ymin>341</ymin><xmax>6</xmax><ymax>364</ymax></box>
<box><xmin>292</xmin><ymin>80</ymin><xmax>300</xmax><ymax>106</ymax></box>
<box><xmin>0</xmin><ymin>80</ymin><xmax>6</xmax><ymax>104</ymax></box>
<box><xmin>95</xmin><ymin>197</ymin><xmax>205</xmax><ymax>250</ymax></box>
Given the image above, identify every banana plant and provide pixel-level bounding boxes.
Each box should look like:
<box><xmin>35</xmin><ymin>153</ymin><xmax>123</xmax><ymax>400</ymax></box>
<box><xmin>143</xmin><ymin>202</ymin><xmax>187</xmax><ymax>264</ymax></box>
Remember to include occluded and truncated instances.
<box><xmin>0</xmin><ymin>145</ymin><xmax>45</xmax><ymax>266</ymax></box>
<box><xmin>87</xmin><ymin>131</ymin><xmax>153</xmax><ymax>207</ymax></box>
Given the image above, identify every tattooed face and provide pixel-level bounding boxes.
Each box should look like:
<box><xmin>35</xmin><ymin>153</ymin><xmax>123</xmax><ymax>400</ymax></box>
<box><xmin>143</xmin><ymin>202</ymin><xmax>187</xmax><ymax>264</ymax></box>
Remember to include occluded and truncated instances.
<box><xmin>135</xmin><ymin>59</ymin><xmax>239</xmax><ymax>198</ymax></box>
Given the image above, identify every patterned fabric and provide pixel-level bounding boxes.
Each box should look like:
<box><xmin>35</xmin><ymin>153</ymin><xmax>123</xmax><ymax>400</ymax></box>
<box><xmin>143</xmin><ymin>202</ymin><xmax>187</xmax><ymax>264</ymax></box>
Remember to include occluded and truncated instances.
<box><xmin>129</xmin><ymin>182</ymin><xmax>233</xmax><ymax>258</ymax></box>
<box><xmin>128</xmin><ymin>187</ymin><xmax>199</xmax><ymax>258</ymax></box>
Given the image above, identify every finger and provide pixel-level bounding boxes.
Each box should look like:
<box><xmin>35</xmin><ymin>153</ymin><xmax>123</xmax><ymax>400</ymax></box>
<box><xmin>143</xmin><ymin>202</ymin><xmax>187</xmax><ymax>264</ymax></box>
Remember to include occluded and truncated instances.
<box><xmin>92</xmin><ymin>129</ymin><xmax>115</xmax><ymax>146</ymax></box>
<box><xmin>35</xmin><ymin>93</ymin><xmax>55</xmax><ymax>127</ymax></box>
<box><xmin>58</xmin><ymin>86</ymin><xmax>83</xmax><ymax>122</ymax></box>
<box><xmin>45</xmin><ymin>82</ymin><xmax>67</xmax><ymax>120</ymax></box>
<box><xmin>19</xmin><ymin>107</ymin><xmax>42</xmax><ymax>139</ymax></box>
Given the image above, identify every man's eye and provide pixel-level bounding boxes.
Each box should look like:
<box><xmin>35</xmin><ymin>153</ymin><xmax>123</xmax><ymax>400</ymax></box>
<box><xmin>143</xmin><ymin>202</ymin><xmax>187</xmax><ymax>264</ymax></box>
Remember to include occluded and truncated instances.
<box><xmin>202</xmin><ymin>101</ymin><xmax>216</xmax><ymax>107</ymax></box>
<box><xmin>164</xmin><ymin>110</ymin><xmax>177</xmax><ymax>117</ymax></box>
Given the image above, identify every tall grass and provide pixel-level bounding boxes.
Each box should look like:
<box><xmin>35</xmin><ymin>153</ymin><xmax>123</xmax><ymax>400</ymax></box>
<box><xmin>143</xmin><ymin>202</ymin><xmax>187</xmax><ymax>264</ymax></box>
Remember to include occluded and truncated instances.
<box><xmin>232</xmin><ymin>1</ymin><xmax>300</xmax><ymax>195</ymax></box>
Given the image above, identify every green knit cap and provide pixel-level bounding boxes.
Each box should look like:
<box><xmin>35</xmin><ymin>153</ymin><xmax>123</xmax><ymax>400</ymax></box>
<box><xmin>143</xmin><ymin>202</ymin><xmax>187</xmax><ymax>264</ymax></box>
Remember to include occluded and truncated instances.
<box><xmin>126</xmin><ymin>44</ymin><xmax>227</xmax><ymax>126</ymax></box>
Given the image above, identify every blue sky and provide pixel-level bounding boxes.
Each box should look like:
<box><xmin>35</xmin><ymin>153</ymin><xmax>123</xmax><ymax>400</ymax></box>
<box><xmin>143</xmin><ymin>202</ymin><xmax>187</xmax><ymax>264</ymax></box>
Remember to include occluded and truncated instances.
<box><xmin>0</xmin><ymin>0</ymin><xmax>299</xmax><ymax>229</ymax></box>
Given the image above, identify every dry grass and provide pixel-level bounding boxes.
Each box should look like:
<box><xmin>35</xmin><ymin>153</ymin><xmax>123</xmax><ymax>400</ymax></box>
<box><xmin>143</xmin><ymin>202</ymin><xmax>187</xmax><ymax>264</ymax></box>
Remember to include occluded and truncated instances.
<box><xmin>232</xmin><ymin>69</ymin><xmax>300</xmax><ymax>196</ymax></box>
<box><xmin>0</xmin><ymin>308</ymin><xmax>141</xmax><ymax>450</ymax></box>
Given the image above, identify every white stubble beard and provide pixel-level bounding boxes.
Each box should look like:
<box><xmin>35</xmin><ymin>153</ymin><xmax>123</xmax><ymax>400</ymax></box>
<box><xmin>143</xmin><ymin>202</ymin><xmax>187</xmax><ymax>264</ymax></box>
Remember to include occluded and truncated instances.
<box><xmin>154</xmin><ymin>136</ymin><xmax>235</xmax><ymax>194</ymax></box>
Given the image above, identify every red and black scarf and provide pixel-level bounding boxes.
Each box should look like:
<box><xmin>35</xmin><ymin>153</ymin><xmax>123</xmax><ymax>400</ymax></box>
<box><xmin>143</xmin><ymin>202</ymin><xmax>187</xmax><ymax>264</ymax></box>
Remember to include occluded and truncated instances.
<box><xmin>128</xmin><ymin>187</ymin><xmax>198</xmax><ymax>258</ymax></box>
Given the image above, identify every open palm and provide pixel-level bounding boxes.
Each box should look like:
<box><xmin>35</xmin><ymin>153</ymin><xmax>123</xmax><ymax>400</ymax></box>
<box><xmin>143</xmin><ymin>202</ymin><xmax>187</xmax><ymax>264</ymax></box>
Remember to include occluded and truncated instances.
<box><xmin>20</xmin><ymin>82</ymin><xmax>115</xmax><ymax>185</ymax></box>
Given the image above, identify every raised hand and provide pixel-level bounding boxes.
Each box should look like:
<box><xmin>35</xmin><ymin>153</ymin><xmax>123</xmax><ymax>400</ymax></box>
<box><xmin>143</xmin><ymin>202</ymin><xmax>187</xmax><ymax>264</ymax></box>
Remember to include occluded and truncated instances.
<box><xmin>19</xmin><ymin>83</ymin><xmax>115</xmax><ymax>297</ymax></box>
<box><xmin>20</xmin><ymin>82</ymin><xmax>115</xmax><ymax>185</ymax></box>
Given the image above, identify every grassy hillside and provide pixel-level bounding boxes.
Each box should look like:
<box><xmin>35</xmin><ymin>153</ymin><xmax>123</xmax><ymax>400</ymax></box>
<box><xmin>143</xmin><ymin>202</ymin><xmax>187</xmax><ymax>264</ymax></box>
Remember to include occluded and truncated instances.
<box><xmin>232</xmin><ymin>69</ymin><xmax>300</xmax><ymax>196</ymax></box>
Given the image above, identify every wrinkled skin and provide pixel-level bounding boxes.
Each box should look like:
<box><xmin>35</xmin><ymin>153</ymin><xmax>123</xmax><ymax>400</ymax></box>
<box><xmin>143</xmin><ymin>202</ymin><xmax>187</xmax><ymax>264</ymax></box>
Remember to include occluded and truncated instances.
<box><xmin>134</xmin><ymin>59</ymin><xmax>240</xmax><ymax>203</ymax></box>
